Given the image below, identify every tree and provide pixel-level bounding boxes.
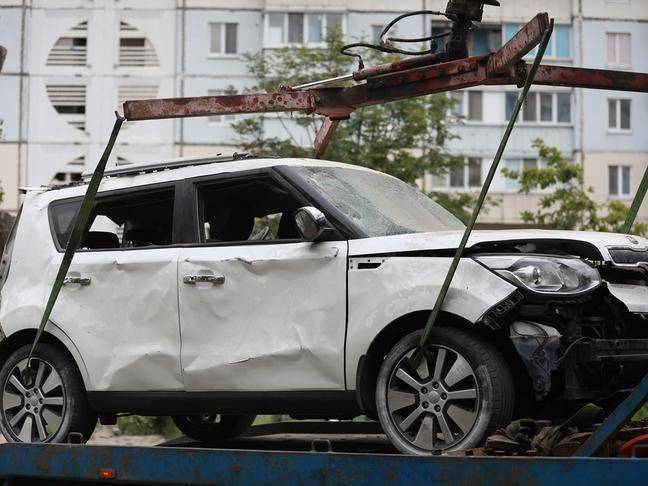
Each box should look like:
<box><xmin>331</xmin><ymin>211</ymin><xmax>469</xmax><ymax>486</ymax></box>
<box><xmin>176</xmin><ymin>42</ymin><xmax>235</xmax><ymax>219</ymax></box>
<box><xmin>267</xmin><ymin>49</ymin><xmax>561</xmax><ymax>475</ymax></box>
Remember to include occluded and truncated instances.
<box><xmin>231</xmin><ymin>28</ymin><xmax>482</xmax><ymax>219</ymax></box>
<box><xmin>503</xmin><ymin>138</ymin><xmax>648</xmax><ymax>235</ymax></box>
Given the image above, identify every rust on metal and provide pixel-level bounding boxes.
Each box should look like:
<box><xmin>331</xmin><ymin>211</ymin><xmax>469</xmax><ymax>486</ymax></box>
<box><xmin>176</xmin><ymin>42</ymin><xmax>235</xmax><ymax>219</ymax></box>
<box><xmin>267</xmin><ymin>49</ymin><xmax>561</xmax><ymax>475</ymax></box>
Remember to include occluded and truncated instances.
<box><xmin>314</xmin><ymin>118</ymin><xmax>341</xmax><ymax>158</ymax></box>
<box><xmin>124</xmin><ymin>92</ymin><xmax>317</xmax><ymax>121</ymax></box>
<box><xmin>531</xmin><ymin>65</ymin><xmax>648</xmax><ymax>92</ymax></box>
<box><xmin>365</xmin><ymin>55</ymin><xmax>486</xmax><ymax>90</ymax></box>
<box><xmin>487</xmin><ymin>12</ymin><xmax>549</xmax><ymax>75</ymax></box>
<box><xmin>352</xmin><ymin>52</ymin><xmax>449</xmax><ymax>82</ymax></box>
<box><xmin>124</xmin><ymin>90</ymin><xmax>353</xmax><ymax>121</ymax></box>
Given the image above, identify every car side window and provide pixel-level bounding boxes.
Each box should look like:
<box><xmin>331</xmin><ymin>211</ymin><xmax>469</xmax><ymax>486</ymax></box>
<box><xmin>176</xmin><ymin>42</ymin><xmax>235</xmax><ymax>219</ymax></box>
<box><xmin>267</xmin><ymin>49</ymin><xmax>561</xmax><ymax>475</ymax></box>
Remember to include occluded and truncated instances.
<box><xmin>197</xmin><ymin>177</ymin><xmax>305</xmax><ymax>244</ymax></box>
<box><xmin>50</xmin><ymin>188</ymin><xmax>175</xmax><ymax>250</ymax></box>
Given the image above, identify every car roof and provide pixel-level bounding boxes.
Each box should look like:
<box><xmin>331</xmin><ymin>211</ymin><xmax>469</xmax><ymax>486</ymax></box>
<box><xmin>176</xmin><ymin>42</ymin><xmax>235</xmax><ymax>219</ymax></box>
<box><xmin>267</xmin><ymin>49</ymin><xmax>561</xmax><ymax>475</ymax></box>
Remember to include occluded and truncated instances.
<box><xmin>29</xmin><ymin>156</ymin><xmax>377</xmax><ymax>203</ymax></box>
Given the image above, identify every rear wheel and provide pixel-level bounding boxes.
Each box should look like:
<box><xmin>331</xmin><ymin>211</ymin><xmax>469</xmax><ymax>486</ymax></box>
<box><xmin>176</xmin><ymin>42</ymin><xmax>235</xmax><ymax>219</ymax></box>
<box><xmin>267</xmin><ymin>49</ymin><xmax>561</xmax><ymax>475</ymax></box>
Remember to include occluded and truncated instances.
<box><xmin>172</xmin><ymin>414</ymin><xmax>256</xmax><ymax>442</ymax></box>
<box><xmin>376</xmin><ymin>328</ymin><xmax>514</xmax><ymax>455</ymax></box>
<box><xmin>0</xmin><ymin>344</ymin><xmax>96</xmax><ymax>443</ymax></box>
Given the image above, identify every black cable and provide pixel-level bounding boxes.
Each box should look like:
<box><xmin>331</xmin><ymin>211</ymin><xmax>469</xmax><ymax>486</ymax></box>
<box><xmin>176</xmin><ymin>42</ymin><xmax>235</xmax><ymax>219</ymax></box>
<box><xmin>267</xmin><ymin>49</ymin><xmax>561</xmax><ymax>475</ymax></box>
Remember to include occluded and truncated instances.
<box><xmin>339</xmin><ymin>10</ymin><xmax>456</xmax><ymax>69</ymax></box>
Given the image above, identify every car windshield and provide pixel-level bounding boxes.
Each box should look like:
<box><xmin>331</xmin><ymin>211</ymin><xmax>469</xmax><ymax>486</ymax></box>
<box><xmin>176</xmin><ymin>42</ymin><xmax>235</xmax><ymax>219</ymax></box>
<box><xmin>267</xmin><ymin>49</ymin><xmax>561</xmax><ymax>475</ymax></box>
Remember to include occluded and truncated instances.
<box><xmin>292</xmin><ymin>166</ymin><xmax>465</xmax><ymax>237</ymax></box>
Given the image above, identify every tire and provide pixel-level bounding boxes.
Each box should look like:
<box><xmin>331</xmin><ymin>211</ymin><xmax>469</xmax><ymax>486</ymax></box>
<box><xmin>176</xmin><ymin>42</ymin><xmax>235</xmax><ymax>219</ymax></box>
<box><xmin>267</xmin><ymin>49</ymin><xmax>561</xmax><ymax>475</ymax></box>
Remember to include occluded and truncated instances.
<box><xmin>172</xmin><ymin>414</ymin><xmax>256</xmax><ymax>442</ymax></box>
<box><xmin>0</xmin><ymin>344</ymin><xmax>97</xmax><ymax>443</ymax></box>
<box><xmin>376</xmin><ymin>328</ymin><xmax>514</xmax><ymax>455</ymax></box>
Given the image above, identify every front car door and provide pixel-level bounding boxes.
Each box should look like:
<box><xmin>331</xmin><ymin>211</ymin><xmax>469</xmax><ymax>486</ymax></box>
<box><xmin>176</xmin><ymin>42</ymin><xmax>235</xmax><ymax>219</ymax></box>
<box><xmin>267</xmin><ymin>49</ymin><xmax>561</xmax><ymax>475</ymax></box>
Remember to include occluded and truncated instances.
<box><xmin>178</xmin><ymin>169</ymin><xmax>348</xmax><ymax>392</ymax></box>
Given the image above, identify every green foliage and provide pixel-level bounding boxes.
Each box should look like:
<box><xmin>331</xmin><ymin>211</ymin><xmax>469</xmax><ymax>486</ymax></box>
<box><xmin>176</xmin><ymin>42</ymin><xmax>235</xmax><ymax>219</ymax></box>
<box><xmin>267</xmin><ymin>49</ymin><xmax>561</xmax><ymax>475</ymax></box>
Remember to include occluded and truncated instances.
<box><xmin>231</xmin><ymin>27</ymin><xmax>475</xmax><ymax>217</ymax></box>
<box><xmin>117</xmin><ymin>416</ymin><xmax>179</xmax><ymax>438</ymax></box>
<box><xmin>503</xmin><ymin>139</ymin><xmax>648</xmax><ymax>235</ymax></box>
<box><xmin>432</xmin><ymin>191</ymin><xmax>500</xmax><ymax>224</ymax></box>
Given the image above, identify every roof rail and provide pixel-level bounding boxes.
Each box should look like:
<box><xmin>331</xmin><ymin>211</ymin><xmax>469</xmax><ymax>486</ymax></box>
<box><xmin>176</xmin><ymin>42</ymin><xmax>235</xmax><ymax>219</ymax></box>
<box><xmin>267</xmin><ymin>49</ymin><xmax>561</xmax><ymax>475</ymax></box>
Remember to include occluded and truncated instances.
<box><xmin>81</xmin><ymin>152</ymin><xmax>253</xmax><ymax>180</ymax></box>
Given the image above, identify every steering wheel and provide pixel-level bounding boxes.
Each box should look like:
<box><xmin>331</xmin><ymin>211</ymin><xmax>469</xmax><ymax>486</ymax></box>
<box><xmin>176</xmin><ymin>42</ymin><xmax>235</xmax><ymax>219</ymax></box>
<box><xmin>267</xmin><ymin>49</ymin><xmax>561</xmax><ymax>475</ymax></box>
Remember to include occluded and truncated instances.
<box><xmin>250</xmin><ymin>226</ymin><xmax>270</xmax><ymax>241</ymax></box>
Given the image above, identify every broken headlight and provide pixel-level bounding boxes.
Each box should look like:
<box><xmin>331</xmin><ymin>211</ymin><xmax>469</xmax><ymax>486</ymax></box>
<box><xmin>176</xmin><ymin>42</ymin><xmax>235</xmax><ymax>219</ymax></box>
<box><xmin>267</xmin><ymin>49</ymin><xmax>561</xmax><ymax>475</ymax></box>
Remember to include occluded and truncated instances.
<box><xmin>475</xmin><ymin>255</ymin><xmax>601</xmax><ymax>296</ymax></box>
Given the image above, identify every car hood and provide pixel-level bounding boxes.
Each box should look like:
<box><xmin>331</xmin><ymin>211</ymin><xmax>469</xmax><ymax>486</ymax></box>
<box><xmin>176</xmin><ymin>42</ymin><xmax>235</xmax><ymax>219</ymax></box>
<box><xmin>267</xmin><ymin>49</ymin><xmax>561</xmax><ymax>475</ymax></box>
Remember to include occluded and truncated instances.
<box><xmin>348</xmin><ymin>229</ymin><xmax>648</xmax><ymax>261</ymax></box>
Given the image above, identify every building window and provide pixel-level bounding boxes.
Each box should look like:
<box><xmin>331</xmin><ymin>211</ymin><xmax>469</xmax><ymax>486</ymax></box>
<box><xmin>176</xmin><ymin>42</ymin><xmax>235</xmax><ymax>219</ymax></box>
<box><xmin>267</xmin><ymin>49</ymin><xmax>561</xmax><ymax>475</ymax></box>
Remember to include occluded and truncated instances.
<box><xmin>435</xmin><ymin>157</ymin><xmax>483</xmax><ymax>189</ymax></box>
<box><xmin>47</xmin><ymin>21</ymin><xmax>88</xmax><ymax>67</ymax></box>
<box><xmin>609</xmin><ymin>165</ymin><xmax>631</xmax><ymax>197</ymax></box>
<box><xmin>208</xmin><ymin>90</ymin><xmax>236</xmax><ymax>123</ymax></box>
<box><xmin>469</xmin><ymin>25</ymin><xmax>501</xmax><ymax>55</ymax></box>
<box><xmin>372</xmin><ymin>25</ymin><xmax>383</xmax><ymax>44</ymax></box>
<box><xmin>606</xmin><ymin>33</ymin><xmax>631</xmax><ymax>67</ymax></box>
<box><xmin>467</xmin><ymin>91</ymin><xmax>483</xmax><ymax>121</ymax></box>
<box><xmin>448</xmin><ymin>90</ymin><xmax>483</xmax><ymax>121</ymax></box>
<box><xmin>264</xmin><ymin>12</ymin><xmax>345</xmax><ymax>47</ymax></box>
<box><xmin>504</xmin><ymin>24</ymin><xmax>571</xmax><ymax>59</ymax></box>
<box><xmin>504</xmin><ymin>159</ymin><xmax>542</xmax><ymax>191</ymax></box>
<box><xmin>46</xmin><ymin>84</ymin><xmax>87</xmax><ymax>132</ymax></box>
<box><xmin>119</xmin><ymin>21</ymin><xmax>160</xmax><ymax>67</ymax></box>
<box><xmin>506</xmin><ymin>92</ymin><xmax>571</xmax><ymax>124</ymax></box>
<box><xmin>51</xmin><ymin>157</ymin><xmax>84</xmax><ymax>186</ymax></box>
<box><xmin>608</xmin><ymin>99</ymin><xmax>632</xmax><ymax>131</ymax></box>
<box><xmin>209</xmin><ymin>23</ymin><xmax>237</xmax><ymax>55</ymax></box>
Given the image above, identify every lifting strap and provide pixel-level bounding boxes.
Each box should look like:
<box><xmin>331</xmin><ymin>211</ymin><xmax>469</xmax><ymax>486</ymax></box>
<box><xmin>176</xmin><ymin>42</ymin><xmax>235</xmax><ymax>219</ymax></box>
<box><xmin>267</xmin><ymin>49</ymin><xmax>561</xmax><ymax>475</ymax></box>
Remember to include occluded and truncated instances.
<box><xmin>22</xmin><ymin>113</ymin><xmax>125</xmax><ymax>383</ymax></box>
<box><xmin>416</xmin><ymin>23</ymin><xmax>553</xmax><ymax>356</ymax></box>
<box><xmin>623</xmin><ymin>165</ymin><xmax>648</xmax><ymax>234</ymax></box>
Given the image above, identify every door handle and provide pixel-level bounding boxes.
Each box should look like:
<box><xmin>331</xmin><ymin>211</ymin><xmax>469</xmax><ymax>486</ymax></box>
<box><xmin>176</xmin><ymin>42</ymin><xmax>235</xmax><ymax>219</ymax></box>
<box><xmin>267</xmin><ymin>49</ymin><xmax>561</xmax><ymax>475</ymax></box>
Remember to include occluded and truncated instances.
<box><xmin>183</xmin><ymin>274</ymin><xmax>225</xmax><ymax>285</ymax></box>
<box><xmin>63</xmin><ymin>276</ymin><xmax>91</xmax><ymax>286</ymax></box>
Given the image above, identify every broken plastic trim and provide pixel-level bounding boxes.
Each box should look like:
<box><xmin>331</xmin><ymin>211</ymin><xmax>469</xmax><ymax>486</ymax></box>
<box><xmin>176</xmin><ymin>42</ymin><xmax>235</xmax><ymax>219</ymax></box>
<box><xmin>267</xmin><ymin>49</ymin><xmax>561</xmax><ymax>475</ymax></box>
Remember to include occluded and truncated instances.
<box><xmin>22</xmin><ymin>112</ymin><xmax>125</xmax><ymax>384</ymax></box>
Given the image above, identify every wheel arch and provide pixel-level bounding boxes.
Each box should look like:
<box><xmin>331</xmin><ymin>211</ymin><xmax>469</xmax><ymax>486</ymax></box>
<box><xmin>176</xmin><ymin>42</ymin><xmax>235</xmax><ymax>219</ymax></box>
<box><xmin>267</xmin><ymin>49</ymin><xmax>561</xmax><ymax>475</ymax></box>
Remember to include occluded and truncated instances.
<box><xmin>0</xmin><ymin>326</ymin><xmax>91</xmax><ymax>391</ymax></box>
<box><xmin>355</xmin><ymin>310</ymin><xmax>532</xmax><ymax>417</ymax></box>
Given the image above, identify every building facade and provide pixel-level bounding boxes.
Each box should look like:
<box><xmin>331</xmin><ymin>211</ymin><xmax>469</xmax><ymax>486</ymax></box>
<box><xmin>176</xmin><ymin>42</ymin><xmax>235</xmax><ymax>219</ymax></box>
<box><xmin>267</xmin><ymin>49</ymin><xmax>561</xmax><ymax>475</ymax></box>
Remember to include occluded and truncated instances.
<box><xmin>0</xmin><ymin>0</ymin><xmax>646</xmax><ymax>228</ymax></box>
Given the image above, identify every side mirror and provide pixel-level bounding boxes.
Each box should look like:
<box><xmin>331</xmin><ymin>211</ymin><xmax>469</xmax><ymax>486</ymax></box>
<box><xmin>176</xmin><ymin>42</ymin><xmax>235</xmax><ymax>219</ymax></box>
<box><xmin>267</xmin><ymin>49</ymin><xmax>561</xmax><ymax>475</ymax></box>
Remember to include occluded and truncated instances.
<box><xmin>294</xmin><ymin>206</ymin><xmax>331</xmax><ymax>242</ymax></box>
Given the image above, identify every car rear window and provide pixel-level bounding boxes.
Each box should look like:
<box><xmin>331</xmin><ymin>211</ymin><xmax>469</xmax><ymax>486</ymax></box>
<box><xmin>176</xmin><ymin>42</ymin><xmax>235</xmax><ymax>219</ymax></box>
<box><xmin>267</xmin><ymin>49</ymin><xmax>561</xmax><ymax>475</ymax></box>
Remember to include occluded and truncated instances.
<box><xmin>49</xmin><ymin>188</ymin><xmax>175</xmax><ymax>250</ymax></box>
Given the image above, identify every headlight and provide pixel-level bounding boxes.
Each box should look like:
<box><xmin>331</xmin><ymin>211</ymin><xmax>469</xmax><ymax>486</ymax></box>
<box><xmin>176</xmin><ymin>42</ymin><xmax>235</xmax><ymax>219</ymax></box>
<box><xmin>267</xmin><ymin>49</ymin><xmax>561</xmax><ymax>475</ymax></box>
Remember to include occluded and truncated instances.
<box><xmin>474</xmin><ymin>255</ymin><xmax>601</xmax><ymax>296</ymax></box>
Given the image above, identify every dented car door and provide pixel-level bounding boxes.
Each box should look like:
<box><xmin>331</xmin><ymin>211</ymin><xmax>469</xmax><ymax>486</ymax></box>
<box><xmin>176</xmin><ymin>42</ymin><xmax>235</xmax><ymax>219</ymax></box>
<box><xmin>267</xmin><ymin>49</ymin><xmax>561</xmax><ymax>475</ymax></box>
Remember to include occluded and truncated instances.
<box><xmin>178</xmin><ymin>241</ymin><xmax>347</xmax><ymax>391</ymax></box>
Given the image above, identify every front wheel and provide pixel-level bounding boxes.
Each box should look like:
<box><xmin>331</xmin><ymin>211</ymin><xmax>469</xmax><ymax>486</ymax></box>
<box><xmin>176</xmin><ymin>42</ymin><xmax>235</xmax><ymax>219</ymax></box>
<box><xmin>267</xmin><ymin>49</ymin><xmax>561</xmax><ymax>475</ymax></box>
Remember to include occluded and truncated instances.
<box><xmin>172</xmin><ymin>414</ymin><xmax>256</xmax><ymax>442</ymax></box>
<box><xmin>376</xmin><ymin>328</ymin><xmax>514</xmax><ymax>455</ymax></box>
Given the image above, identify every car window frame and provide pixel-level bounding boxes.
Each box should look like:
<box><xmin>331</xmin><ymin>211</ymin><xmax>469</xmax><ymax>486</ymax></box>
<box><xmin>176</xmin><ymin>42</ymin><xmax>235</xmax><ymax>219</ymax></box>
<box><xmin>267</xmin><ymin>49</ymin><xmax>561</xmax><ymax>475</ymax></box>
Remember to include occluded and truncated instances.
<box><xmin>184</xmin><ymin>168</ymin><xmax>346</xmax><ymax>247</ymax></box>
<box><xmin>48</xmin><ymin>181</ymin><xmax>181</xmax><ymax>253</ymax></box>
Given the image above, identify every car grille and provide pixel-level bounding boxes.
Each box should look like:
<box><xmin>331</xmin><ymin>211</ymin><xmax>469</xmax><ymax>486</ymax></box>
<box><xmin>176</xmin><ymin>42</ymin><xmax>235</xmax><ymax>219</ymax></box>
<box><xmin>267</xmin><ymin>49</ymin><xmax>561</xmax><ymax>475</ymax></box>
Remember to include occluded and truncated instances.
<box><xmin>609</xmin><ymin>248</ymin><xmax>648</xmax><ymax>266</ymax></box>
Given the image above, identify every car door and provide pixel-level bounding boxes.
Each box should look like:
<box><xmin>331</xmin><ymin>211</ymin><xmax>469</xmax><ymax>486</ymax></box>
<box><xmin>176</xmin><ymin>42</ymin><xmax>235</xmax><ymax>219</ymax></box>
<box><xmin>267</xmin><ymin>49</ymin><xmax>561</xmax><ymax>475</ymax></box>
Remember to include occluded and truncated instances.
<box><xmin>178</xmin><ymin>171</ymin><xmax>348</xmax><ymax>391</ymax></box>
<box><xmin>48</xmin><ymin>186</ymin><xmax>184</xmax><ymax>392</ymax></box>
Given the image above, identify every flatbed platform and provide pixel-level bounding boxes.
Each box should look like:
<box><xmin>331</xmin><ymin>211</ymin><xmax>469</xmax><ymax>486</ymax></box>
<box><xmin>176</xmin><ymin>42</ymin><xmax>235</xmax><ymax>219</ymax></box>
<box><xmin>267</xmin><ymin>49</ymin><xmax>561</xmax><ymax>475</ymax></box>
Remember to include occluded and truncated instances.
<box><xmin>0</xmin><ymin>420</ymin><xmax>645</xmax><ymax>485</ymax></box>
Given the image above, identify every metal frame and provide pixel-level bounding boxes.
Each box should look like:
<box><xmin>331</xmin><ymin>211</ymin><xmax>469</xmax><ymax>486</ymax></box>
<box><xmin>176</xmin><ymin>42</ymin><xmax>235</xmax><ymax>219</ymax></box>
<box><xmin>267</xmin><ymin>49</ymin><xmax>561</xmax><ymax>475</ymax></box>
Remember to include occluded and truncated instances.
<box><xmin>0</xmin><ymin>442</ymin><xmax>646</xmax><ymax>484</ymax></box>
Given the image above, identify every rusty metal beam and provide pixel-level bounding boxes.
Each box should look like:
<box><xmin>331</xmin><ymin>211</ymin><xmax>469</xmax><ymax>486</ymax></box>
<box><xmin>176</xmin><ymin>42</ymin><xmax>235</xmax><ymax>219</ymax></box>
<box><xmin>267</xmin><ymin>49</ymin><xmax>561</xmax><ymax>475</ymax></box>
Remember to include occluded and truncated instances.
<box><xmin>124</xmin><ymin>92</ymin><xmax>315</xmax><ymax>121</ymax></box>
<box><xmin>122</xmin><ymin>11</ymin><xmax>648</xmax><ymax>124</ymax></box>
<box><xmin>314</xmin><ymin>118</ymin><xmax>341</xmax><ymax>158</ymax></box>
<box><xmin>487</xmin><ymin>12</ymin><xmax>549</xmax><ymax>74</ymax></box>
<box><xmin>526</xmin><ymin>65</ymin><xmax>648</xmax><ymax>92</ymax></box>
<box><xmin>124</xmin><ymin>62</ymin><xmax>648</xmax><ymax>123</ymax></box>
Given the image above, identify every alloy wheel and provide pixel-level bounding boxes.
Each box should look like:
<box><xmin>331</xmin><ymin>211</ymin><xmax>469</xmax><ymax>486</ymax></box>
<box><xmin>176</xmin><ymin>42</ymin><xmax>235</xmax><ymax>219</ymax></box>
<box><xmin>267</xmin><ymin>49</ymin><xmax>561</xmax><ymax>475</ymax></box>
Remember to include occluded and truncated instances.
<box><xmin>2</xmin><ymin>358</ymin><xmax>66</xmax><ymax>442</ymax></box>
<box><xmin>386</xmin><ymin>345</ymin><xmax>479</xmax><ymax>451</ymax></box>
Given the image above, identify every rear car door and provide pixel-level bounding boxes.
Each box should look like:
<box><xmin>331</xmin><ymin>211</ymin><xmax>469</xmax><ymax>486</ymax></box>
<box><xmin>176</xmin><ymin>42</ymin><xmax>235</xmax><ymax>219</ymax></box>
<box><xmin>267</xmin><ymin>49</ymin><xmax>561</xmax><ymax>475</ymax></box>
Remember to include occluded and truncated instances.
<box><xmin>178</xmin><ymin>170</ymin><xmax>348</xmax><ymax>391</ymax></box>
<box><xmin>48</xmin><ymin>185</ymin><xmax>183</xmax><ymax>391</ymax></box>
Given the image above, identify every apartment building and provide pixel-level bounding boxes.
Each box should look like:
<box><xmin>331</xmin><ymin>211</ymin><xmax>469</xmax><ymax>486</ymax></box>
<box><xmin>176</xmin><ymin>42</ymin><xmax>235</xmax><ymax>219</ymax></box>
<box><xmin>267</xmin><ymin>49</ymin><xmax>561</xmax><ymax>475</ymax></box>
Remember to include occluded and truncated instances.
<box><xmin>0</xmin><ymin>0</ymin><xmax>646</xmax><ymax>228</ymax></box>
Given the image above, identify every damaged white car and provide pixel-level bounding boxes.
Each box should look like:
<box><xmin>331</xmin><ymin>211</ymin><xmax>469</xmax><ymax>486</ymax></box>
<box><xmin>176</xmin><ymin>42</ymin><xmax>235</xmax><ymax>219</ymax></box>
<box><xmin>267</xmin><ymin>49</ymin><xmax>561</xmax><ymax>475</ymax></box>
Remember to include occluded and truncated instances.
<box><xmin>0</xmin><ymin>155</ymin><xmax>647</xmax><ymax>454</ymax></box>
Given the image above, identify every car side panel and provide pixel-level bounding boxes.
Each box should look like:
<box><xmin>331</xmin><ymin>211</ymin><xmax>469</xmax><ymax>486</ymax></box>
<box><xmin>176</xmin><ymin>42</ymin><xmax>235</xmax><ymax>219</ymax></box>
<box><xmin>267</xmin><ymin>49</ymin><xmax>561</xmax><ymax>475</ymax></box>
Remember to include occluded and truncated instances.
<box><xmin>344</xmin><ymin>256</ymin><xmax>517</xmax><ymax>388</ymax></box>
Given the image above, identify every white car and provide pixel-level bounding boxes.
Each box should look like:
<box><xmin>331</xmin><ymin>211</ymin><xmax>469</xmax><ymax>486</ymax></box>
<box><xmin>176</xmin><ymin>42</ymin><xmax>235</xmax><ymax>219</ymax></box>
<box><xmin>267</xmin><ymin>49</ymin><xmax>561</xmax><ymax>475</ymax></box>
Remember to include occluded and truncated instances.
<box><xmin>0</xmin><ymin>155</ymin><xmax>647</xmax><ymax>454</ymax></box>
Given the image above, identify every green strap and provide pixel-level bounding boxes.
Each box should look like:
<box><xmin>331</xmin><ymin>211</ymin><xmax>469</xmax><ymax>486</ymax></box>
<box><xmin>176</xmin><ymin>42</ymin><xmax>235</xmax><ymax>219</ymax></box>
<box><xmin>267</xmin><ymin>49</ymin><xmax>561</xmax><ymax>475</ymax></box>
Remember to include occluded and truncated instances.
<box><xmin>23</xmin><ymin>113</ymin><xmax>125</xmax><ymax>381</ymax></box>
<box><xmin>623</xmin><ymin>165</ymin><xmax>648</xmax><ymax>234</ymax></box>
<box><xmin>417</xmin><ymin>26</ymin><xmax>553</xmax><ymax>351</ymax></box>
